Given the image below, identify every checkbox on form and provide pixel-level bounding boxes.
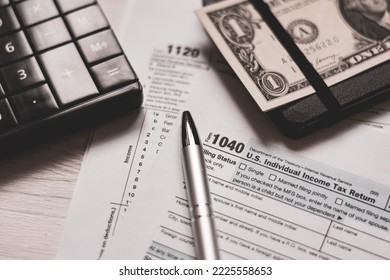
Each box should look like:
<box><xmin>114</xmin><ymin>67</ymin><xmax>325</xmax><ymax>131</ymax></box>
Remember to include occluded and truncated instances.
<box><xmin>335</xmin><ymin>198</ymin><xmax>343</xmax><ymax>205</ymax></box>
<box><xmin>239</xmin><ymin>163</ymin><xmax>247</xmax><ymax>170</ymax></box>
<box><xmin>269</xmin><ymin>174</ymin><xmax>277</xmax><ymax>181</ymax></box>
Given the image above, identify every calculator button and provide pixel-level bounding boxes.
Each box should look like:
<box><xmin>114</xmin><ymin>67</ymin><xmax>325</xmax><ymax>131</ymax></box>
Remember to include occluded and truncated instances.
<box><xmin>28</xmin><ymin>17</ymin><xmax>72</xmax><ymax>52</ymax></box>
<box><xmin>10</xmin><ymin>84</ymin><xmax>58</xmax><ymax>122</ymax></box>
<box><xmin>40</xmin><ymin>43</ymin><xmax>98</xmax><ymax>106</ymax></box>
<box><xmin>0</xmin><ymin>83</ymin><xmax>4</xmax><ymax>97</ymax></box>
<box><xmin>0</xmin><ymin>0</ymin><xmax>10</xmax><ymax>8</ymax></box>
<box><xmin>90</xmin><ymin>56</ymin><xmax>137</xmax><ymax>91</ymax></box>
<box><xmin>15</xmin><ymin>0</ymin><xmax>59</xmax><ymax>26</ymax></box>
<box><xmin>0</xmin><ymin>98</ymin><xmax>17</xmax><ymax>131</ymax></box>
<box><xmin>0</xmin><ymin>31</ymin><xmax>33</xmax><ymax>65</ymax></box>
<box><xmin>78</xmin><ymin>30</ymin><xmax>122</xmax><ymax>64</ymax></box>
<box><xmin>55</xmin><ymin>0</ymin><xmax>96</xmax><ymax>14</ymax></box>
<box><xmin>65</xmin><ymin>5</ymin><xmax>108</xmax><ymax>38</ymax></box>
<box><xmin>0</xmin><ymin>6</ymin><xmax>20</xmax><ymax>36</ymax></box>
<box><xmin>0</xmin><ymin>57</ymin><xmax>45</xmax><ymax>93</ymax></box>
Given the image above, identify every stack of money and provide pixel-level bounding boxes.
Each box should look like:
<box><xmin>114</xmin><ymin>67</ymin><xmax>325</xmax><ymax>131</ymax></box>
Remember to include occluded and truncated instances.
<box><xmin>196</xmin><ymin>0</ymin><xmax>390</xmax><ymax>111</ymax></box>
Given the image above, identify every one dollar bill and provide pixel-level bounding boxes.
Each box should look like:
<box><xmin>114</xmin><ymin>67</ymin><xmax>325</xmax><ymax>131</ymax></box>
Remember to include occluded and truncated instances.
<box><xmin>196</xmin><ymin>0</ymin><xmax>390</xmax><ymax>111</ymax></box>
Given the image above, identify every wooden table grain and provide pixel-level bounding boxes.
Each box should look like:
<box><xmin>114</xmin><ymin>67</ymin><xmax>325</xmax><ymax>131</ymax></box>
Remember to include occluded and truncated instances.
<box><xmin>0</xmin><ymin>130</ymin><xmax>90</xmax><ymax>259</ymax></box>
<box><xmin>0</xmin><ymin>0</ymin><xmax>127</xmax><ymax>260</ymax></box>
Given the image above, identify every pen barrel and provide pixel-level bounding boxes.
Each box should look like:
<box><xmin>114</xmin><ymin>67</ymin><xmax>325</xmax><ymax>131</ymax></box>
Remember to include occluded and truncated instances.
<box><xmin>191</xmin><ymin>207</ymin><xmax>220</xmax><ymax>260</ymax></box>
<box><xmin>182</xmin><ymin>145</ymin><xmax>220</xmax><ymax>260</ymax></box>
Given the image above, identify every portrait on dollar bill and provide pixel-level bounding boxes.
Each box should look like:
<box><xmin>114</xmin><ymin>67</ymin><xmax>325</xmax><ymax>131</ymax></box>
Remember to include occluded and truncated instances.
<box><xmin>341</xmin><ymin>0</ymin><xmax>390</xmax><ymax>41</ymax></box>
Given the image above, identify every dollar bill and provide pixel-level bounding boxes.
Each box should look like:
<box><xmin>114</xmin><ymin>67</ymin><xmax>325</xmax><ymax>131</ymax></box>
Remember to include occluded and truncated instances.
<box><xmin>196</xmin><ymin>0</ymin><xmax>390</xmax><ymax>111</ymax></box>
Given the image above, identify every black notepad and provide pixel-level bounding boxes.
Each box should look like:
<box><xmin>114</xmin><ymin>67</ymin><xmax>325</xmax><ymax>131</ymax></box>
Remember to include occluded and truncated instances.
<box><xmin>249</xmin><ymin>0</ymin><xmax>390</xmax><ymax>138</ymax></box>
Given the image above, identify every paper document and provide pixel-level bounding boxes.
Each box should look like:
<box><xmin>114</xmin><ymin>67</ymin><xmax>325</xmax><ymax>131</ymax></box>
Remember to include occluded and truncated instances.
<box><xmin>57</xmin><ymin>0</ymin><xmax>390</xmax><ymax>259</ymax></box>
<box><xmin>103</xmin><ymin>65</ymin><xmax>390</xmax><ymax>259</ymax></box>
<box><xmin>57</xmin><ymin>0</ymin><xmax>211</xmax><ymax>259</ymax></box>
<box><xmin>126</xmin><ymin>129</ymin><xmax>390</xmax><ymax>259</ymax></box>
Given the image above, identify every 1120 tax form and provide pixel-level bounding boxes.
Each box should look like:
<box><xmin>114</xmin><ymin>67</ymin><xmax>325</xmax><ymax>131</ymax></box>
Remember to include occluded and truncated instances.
<box><xmin>57</xmin><ymin>0</ymin><xmax>390</xmax><ymax>259</ymax></box>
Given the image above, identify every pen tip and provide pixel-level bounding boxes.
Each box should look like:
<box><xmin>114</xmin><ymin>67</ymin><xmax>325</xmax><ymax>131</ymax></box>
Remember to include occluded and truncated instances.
<box><xmin>182</xmin><ymin>110</ymin><xmax>191</xmax><ymax>121</ymax></box>
<box><xmin>182</xmin><ymin>111</ymin><xmax>200</xmax><ymax>147</ymax></box>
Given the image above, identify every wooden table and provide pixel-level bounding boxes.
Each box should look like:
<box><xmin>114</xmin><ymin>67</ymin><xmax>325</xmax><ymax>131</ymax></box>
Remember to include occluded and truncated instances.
<box><xmin>0</xmin><ymin>130</ymin><xmax>90</xmax><ymax>259</ymax></box>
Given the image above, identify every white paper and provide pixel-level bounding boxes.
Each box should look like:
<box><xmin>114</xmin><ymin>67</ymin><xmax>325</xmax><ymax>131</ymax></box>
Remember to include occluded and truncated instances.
<box><xmin>125</xmin><ymin>129</ymin><xmax>390</xmax><ymax>259</ymax></box>
<box><xmin>57</xmin><ymin>0</ymin><xmax>211</xmax><ymax>259</ymax></box>
<box><xmin>104</xmin><ymin>63</ymin><xmax>390</xmax><ymax>259</ymax></box>
<box><xmin>57</xmin><ymin>0</ymin><xmax>390</xmax><ymax>259</ymax></box>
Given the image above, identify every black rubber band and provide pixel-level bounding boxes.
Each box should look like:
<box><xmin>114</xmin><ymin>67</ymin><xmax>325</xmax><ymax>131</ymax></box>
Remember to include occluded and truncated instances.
<box><xmin>249</xmin><ymin>0</ymin><xmax>340</xmax><ymax>111</ymax></box>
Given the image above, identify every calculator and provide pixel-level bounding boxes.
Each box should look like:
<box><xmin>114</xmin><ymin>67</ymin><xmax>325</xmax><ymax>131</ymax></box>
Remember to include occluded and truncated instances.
<box><xmin>0</xmin><ymin>0</ymin><xmax>143</xmax><ymax>145</ymax></box>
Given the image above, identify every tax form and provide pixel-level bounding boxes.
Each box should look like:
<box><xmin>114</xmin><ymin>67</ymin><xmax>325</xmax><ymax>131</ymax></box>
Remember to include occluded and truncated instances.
<box><xmin>57</xmin><ymin>0</ymin><xmax>390</xmax><ymax>259</ymax></box>
<box><xmin>124</xmin><ymin>133</ymin><xmax>390</xmax><ymax>260</ymax></box>
<box><xmin>57</xmin><ymin>0</ymin><xmax>211</xmax><ymax>259</ymax></box>
<box><xmin>103</xmin><ymin>67</ymin><xmax>390</xmax><ymax>260</ymax></box>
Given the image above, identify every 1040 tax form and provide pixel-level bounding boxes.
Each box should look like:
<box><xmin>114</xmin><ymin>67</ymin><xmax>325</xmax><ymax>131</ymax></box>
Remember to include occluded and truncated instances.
<box><xmin>103</xmin><ymin>65</ymin><xmax>390</xmax><ymax>260</ymax></box>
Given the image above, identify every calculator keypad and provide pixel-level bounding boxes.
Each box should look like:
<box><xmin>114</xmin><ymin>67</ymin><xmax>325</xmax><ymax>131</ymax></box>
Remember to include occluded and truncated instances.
<box><xmin>0</xmin><ymin>56</ymin><xmax>45</xmax><ymax>93</ymax></box>
<box><xmin>91</xmin><ymin>56</ymin><xmax>137</xmax><ymax>91</ymax></box>
<box><xmin>0</xmin><ymin>1</ymin><xmax>10</xmax><ymax>8</ymax></box>
<box><xmin>0</xmin><ymin>83</ymin><xmax>5</xmax><ymax>97</ymax></box>
<box><xmin>78</xmin><ymin>29</ymin><xmax>122</xmax><ymax>64</ymax></box>
<box><xmin>56</xmin><ymin>0</ymin><xmax>95</xmax><ymax>14</ymax></box>
<box><xmin>0</xmin><ymin>0</ymin><xmax>141</xmax><ymax>139</ymax></box>
<box><xmin>0</xmin><ymin>31</ymin><xmax>32</xmax><ymax>65</ymax></box>
<box><xmin>27</xmin><ymin>17</ymin><xmax>71</xmax><ymax>52</ymax></box>
<box><xmin>40</xmin><ymin>43</ymin><xmax>98</xmax><ymax>105</ymax></box>
<box><xmin>0</xmin><ymin>6</ymin><xmax>20</xmax><ymax>35</ymax></box>
<box><xmin>16</xmin><ymin>0</ymin><xmax>59</xmax><ymax>26</ymax></box>
<box><xmin>10</xmin><ymin>84</ymin><xmax>58</xmax><ymax>122</ymax></box>
<box><xmin>0</xmin><ymin>98</ymin><xmax>17</xmax><ymax>130</ymax></box>
<box><xmin>65</xmin><ymin>5</ymin><xmax>108</xmax><ymax>38</ymax></box>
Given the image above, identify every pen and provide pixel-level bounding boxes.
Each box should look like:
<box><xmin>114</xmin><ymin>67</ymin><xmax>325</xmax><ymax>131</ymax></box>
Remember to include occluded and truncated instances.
<box><xmin>181</xmin><ymin>111</ymin><xmax>220</xmax><ymax>260</ymax></box>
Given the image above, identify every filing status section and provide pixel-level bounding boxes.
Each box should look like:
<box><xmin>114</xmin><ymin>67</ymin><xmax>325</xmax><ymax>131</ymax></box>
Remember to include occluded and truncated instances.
<box><xmin>202</xmin><ymin>132</ymin><xmax>390</xmax><ymax>259</ymax></box>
